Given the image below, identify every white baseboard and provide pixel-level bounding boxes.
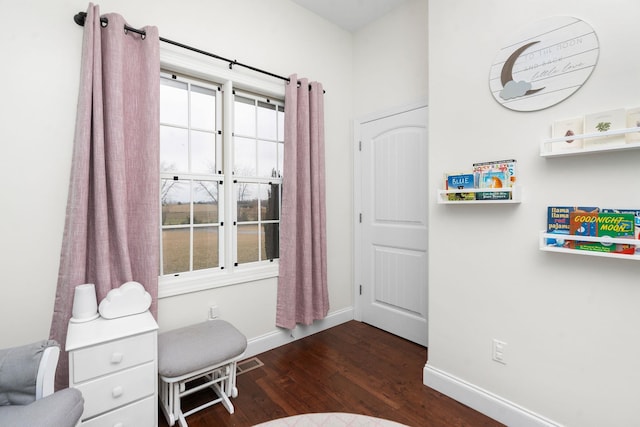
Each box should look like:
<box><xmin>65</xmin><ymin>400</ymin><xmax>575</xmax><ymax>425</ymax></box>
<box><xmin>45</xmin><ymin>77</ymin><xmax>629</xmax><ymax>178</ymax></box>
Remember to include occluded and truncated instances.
<box><xmin>423</xmin><ymin>363</ymin><xmax>562</xmax><ymax>427</ymax></box>
<box><xmin>244</xmin><ymin>307</ymin><xmax>354</xmax><ymax>359</ymax></box>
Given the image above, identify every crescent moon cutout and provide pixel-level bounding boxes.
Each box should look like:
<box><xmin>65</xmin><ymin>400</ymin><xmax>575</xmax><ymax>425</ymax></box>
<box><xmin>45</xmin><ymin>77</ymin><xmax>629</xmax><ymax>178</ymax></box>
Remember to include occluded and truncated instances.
<box><xmin>489</xmin><ymin>16</ymin><xmax>599</xmax><ymax>111</ymax></box>
<box><xmin>500</xmin><ymin>41</ymin><xmax>545</xmax><ymax>95</ymax></box>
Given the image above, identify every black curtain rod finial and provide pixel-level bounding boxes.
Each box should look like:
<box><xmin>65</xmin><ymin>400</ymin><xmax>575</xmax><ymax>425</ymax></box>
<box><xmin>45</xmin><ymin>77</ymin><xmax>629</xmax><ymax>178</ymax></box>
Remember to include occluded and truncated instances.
<box><xmin>75</xmin><ymin>11</ymin><xmax>111</xmax><ymax>30</ymax></box>
<box><xmin>74</xmin><ymin>12</ymin><xmax>87</xmax><ymax>26</ymax></box>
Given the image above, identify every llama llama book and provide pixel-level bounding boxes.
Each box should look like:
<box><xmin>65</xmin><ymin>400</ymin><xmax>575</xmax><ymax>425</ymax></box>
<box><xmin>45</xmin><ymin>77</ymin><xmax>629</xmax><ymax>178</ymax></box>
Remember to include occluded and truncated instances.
<box><xmin>546</xmin><ymin>206</ymin><xmax>598</xmax><ymax>247</ymax></box>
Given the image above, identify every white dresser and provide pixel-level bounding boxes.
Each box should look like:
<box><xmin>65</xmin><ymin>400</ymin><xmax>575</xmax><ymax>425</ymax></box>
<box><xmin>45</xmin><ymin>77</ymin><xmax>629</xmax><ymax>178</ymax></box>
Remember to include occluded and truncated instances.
<box><xmin>66</xmin><ymin>311</ymin><xmax>158</xmax><ymax>427</ymax></box>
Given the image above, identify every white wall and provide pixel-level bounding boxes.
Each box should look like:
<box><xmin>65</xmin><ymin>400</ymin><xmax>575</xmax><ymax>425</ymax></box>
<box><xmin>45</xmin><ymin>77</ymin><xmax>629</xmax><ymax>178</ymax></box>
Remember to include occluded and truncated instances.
<box><xmin>353</xmin><ymin>0</ymin><xmax>428</xmax><ymax>117</ymax></box>
<box><xmin>0</xmin><ymin>0</ymin><xmax>354</xmax><ymax>347</ymax></box>
<box><xmin>427</xmin><ymin>1</ymin><xmax>640</xmax><ymax>426</ymax></box>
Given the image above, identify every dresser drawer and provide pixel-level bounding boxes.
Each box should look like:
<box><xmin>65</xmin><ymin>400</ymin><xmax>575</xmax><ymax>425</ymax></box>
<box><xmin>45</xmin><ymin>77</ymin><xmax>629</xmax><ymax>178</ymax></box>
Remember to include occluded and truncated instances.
<box><xmin>76</xmin><ymin>362</ymin><xmax>155</xmax><ymax>420</ymax></box>
<box><xmin>72</xmin><ymin>332</ymin><xmax>155</xmax><ymax>383</ymax></box>
<box><xmin>81</xmin><ymin>395</ymin><xmax>156</xmax><ymax>427</ymax></box>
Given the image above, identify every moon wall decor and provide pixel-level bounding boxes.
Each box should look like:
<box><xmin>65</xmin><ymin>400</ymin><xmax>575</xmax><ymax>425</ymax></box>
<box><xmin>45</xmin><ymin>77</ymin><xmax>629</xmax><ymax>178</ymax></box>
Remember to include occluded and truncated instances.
<box><xmin>489</xmin><ymin>16</ymin><xmax>599</xmax><ymax>111</ymax></box>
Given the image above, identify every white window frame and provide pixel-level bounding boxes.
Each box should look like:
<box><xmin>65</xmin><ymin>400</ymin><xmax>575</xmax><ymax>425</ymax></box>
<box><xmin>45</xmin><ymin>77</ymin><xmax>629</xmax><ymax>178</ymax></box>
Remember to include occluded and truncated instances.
<box><xmin>232</xmin><ymin>90</ymin><xmax>284</xmax><ymax>268</ymax></box>
<box><xmin>159</xmin><ymin>44</ymin><xmax>285</xmax><ymax>298</ymax></box>
<box><xmin>160</xmin><ymin>75</ymin><xmax>224</xmax><ymax>278</ymax></box>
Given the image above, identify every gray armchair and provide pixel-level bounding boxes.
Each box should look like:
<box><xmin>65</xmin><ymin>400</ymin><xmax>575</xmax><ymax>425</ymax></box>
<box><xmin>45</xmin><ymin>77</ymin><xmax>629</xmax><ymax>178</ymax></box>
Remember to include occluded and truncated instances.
<box><xmin>0</xmin><ymin>340</ymin><xmax>84</xmax><ymax>427</ymax></box>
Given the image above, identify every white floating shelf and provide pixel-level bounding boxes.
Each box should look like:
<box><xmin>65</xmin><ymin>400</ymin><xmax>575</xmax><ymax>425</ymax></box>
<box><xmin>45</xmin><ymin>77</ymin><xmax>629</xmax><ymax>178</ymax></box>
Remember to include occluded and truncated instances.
<box><xmin>540</xmin><ymin>126</ymin><xmax>640</xmax><ymax>157</ymax></box>
<box><xmin>437</xmin><ymin>186</ymin><xmax>521</xmax><ymax>204</ymax></box>
<box><xmin>539</xmin><ymin>231</ymin><xmax>640</xmax><ymax>260</ymax></box>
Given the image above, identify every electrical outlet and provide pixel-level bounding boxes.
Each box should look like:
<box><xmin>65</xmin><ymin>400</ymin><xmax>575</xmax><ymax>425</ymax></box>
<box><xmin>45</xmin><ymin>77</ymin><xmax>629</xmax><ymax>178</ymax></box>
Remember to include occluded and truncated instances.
<box><xmin>492</xmin><ymin>339</ymin><xmax>507</xmax><ymax>365</ymax></box>
<box><xmin>209</xmin><ymin>305</ymin><xmax>220</xmax><ymax>319</ymax></box>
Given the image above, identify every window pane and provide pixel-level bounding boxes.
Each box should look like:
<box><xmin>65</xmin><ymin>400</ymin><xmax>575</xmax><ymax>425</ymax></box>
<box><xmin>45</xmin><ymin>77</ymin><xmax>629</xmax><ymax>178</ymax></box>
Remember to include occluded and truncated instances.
<box><xmin>160</xmin><ymin>75</ymin><xmax>283</xmax><ymax>277</ymax></box>
<box><xmin>234</xmin><ymin>96</ymin><xmax>255</xmax><ymax>137</ymax></box>
<box><xmin>191</xmin><ymin>85</ymin><xmax>216</xmax><ymax>130</ymax></box>
<box><xmin>278</xmin><ymin>142</ymin><xmax>284</xmax><ymax>178</ymax></box>
<box><xmin>163</xmin><ymin>228</ymin><xmax>190</xmax><ymax>274</ymax></box>
<box><xmin>193</xmin><ymin>181</ymin><xmax>218</xmax><ymax>224</ymax></box>
<box><xmin>160</xmin><ymin>126</ymin><xmax>188</xmax><ymax>172</ymax></box>
<box><xmin>160</xmin><ymin>78</ymin><xmax>188</xmax><ymax>127</ymax></box>
<box><xmin>193</xmin><ymin>226</ymin><xmax>218</xmax><ymax>270</ymax></box>
<box><xmin>191</xmin><ymin>130</ymin><xmax>216</xmax><ymax>174</ymax></box>
<box><xmin>234</xmin><ymin>136</ymin><xmax>256</xmax><ymax>176</ymax></box>
<box><xmin>261</xmin><ymin>183</ymin><xmax>279</xmax><ymax>221</ymax></box>
<box><xmin>277</xmin><ymin>108</ymin><xmax>285</xmax><ymax>142</ymax></box>
<box><xmin>161</xmin><ymin>180</ymin><xmax>190</xmax><ymax>226</ymax></box>
<box><xmin>263</xmin><ymin>223</ymin><xmax>279</xmax><ymax>260</ymax></box>
<box><xmin>237</xmin><ymin>183</ymin><xmax>259</xmax><ymax>222</ymax></box>
<box><xmin>257</xmin><ymin>140</ymin><xmax>278</xmax><ymax>178</ymax></box>
<box><xmin>237</xmin><ymin>224</ymin><xmax>259</xmax><ymax>264</ymax></box>
<box><xmin>257</xmin><ymin>101</ymin><xmax>277</xmax><ymax>140</ymax></box>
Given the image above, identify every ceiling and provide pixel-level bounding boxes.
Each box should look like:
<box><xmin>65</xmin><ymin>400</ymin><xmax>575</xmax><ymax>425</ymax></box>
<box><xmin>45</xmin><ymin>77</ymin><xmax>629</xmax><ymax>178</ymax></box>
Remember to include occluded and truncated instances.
<box><xmin>291</xmin><ymin>0</ymin><xmax>407</xmax><ymax>32</ymax></box>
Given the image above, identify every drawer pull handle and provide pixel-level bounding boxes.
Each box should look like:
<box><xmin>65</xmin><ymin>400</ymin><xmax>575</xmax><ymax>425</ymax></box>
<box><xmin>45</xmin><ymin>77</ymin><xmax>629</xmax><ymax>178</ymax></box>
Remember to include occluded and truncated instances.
<box><xmin>111</xmin><ymin>352</ymin><xmax>124</xmax><ymax>364</ymax></box>
<box><xmin>113</xmin><ymin>424</ymin><xmax>124</xmax><ymax>427</ymax></box>
<box><xmin>112</xmin><ymin>386</ymin><xmax>123</xmax><ymax>398</ymax></box>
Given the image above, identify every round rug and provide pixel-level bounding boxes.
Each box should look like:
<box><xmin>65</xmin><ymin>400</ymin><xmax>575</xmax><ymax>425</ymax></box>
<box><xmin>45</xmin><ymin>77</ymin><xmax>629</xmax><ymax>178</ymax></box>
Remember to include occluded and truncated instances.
<box><xmin>252</xmin><ymin>412</ymin><xmax>410</xmax><ymax>427</ymax></box>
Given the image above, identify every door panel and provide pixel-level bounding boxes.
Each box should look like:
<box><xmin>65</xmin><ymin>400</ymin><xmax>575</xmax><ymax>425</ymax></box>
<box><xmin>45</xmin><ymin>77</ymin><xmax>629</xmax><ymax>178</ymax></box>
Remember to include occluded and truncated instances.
<box><xmin>359</xmin><ymin>107</ymin><xmax>428</xmax><ymax>346</ymax></box>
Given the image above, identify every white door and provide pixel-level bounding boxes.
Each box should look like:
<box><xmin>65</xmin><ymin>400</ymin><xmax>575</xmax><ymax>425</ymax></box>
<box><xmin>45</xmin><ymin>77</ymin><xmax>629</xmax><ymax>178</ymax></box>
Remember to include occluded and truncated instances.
<box><xmin>357</xmin><ymin>106</ymin><xmax>428</xmax><ymax>346</ymax></box>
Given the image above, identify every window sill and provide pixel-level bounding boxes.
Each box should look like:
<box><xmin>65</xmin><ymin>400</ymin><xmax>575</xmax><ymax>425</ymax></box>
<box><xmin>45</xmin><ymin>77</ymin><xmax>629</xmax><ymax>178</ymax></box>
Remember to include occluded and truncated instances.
<box><xmin>158</xmin><ymin>262</ymin><xmax>279</xmax><ymax>299</ymax></box>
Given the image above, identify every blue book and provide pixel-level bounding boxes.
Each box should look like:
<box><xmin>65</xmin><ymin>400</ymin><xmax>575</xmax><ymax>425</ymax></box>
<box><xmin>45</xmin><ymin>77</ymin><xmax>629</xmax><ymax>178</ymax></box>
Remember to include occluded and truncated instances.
<box><xmin>446</xmin><ymin>173</ymin><xmax>475</xmax><ymax>201</ymax></box>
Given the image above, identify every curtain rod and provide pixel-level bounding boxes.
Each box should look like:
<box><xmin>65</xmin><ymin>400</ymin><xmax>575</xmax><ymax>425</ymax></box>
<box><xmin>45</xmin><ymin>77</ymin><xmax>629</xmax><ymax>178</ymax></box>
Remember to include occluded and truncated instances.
<box><xmin>73</xmin><ymin>11</ymin><xmax>293</xmax><ymax>84</ymax></box>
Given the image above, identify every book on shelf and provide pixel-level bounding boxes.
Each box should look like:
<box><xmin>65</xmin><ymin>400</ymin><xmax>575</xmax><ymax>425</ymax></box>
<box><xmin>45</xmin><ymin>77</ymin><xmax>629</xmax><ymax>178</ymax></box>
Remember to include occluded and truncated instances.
<box><xmin>625</xmin><ymin>107</ymin><xmax>640</xmax><ymax>144</ymax></box>
<box><xmin>444</xmin><ymin>173</ymin><xmax>475</xmax><ymax>201</ymax></box>
<box><xmin>547</xmin><ymin>207</ymin><xmax>639</xmax><ymax>254</ymax></box>
<box><xmin>602</xmin><ymin>208</ymin><xmax>640</xmax><ymax>254</ymax></box>
<box><xmin>546</xmin><ymin>206</ymin><xmax>598</xmax><ymax>247</ymax></box>
<box><xmin>552</xmin><ymin>117</ymin><xmax>584</xmax><ymax>152</ymax></box>
<box><xmin>595</xmin><ymin>212</ymin><xmax>635</xmax><ymax>254</ymax></box>
<box><xmin>569</xmin><ymin>210</ymin><xmax>599</xmax><ymax>250</ymax></box>
<box><xmin>473</xmin><ymin>159</ymin><xmax>516</xmax><ymax>200</ymax></box>
<box><xmin>583</xmin><ymin>108</ymin><xmax>626</xmax><ymax>148</ymax></box>
<box><xmin>570</xmin><ymin>211</ymin><xmax>635</xmax><ymax>254</ymax></box>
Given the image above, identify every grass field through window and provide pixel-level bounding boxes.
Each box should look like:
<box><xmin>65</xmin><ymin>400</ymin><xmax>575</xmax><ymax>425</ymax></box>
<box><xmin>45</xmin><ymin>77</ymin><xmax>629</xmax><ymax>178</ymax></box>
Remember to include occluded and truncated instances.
<box><xmin>162</xmin><ymin>202</ymin><xmax>276</xmax><ymax>274</ymax></box>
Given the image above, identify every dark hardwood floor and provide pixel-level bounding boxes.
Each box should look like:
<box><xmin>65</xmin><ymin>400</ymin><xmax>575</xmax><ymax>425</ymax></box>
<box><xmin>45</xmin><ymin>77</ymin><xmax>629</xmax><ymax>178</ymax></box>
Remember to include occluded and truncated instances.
<box><xmin>158</xmin><ymin>320</ymin><xmax>504</xmax><ymax>427</ymax></box>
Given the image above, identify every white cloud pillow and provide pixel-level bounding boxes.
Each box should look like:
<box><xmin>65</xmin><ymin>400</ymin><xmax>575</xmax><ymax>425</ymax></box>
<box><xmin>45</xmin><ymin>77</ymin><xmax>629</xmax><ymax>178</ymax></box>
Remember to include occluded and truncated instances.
<box><xmin>98</xmin><ymin>281</ymin><xmax>152</xmax><ymax>319</ymax></box>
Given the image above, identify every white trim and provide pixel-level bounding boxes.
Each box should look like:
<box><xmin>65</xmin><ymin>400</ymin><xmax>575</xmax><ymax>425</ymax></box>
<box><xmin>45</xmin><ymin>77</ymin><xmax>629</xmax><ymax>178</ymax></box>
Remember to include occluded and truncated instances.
<box><xmin>423</xmin><ymin>363</ymin><xmax>563</xmax><ymax>427</ymax></box>
<box><xmin>160</xmin><ymin>44</ymin><xmax>285</xmax><ymax>99</ymax></box>
<box><xmin>353</xmin><ymin>120</ymin><xmax>363</xmax><ymax>322</ymax></box>
<box><xmin>357</xmin><ymin>100</ymin><xmax>428</xmax><ymax>124</ymax></box>
<box><xmin>243</xmin><ymin>307</ymin><xmax>354</xmax><ymax>359</ymax></box>
<box><xmin>158</xmin><ymin>263</ymin><xmax>279</xmax><ymax>299</ymax></box>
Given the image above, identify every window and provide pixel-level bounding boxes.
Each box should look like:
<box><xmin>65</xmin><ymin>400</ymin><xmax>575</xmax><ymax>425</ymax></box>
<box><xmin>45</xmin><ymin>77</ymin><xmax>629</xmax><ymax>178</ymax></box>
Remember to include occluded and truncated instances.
<box><xmin>233</xmin><ymin>93</ymin><xmax>284</xmax><ymax>265</ymax></box>
<box><xmin>159</xmin><ymin>72</ymin><xmax>283</xmax><ymax>288</ymax></box>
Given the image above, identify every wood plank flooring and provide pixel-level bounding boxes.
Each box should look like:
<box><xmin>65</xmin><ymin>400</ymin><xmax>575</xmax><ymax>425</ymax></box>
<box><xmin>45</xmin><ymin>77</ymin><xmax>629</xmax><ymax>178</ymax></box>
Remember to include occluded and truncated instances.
<box><xmin>158</xmin><ymin>320</ymin><xmax>504</xmax><ymax>427</ymax></box>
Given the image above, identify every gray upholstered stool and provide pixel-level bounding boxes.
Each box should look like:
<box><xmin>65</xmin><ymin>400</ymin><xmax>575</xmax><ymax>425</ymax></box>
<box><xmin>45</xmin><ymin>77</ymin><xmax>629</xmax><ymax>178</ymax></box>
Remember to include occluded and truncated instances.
<box><xmin>158</xmin><ymin>320</ymin><xmax>247</xmax><ymax>427</ymax></box>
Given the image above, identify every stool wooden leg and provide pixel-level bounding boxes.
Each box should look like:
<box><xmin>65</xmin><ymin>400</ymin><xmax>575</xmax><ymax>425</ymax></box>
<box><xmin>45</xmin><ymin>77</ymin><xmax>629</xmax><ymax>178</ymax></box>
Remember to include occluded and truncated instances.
<box><xmin>212</xmin><ymin>381</ymin><xmax>235</xmax><ymax>414</ymax></box>
<box><xmin>229</xmin><ymin>361</ymin><xmax>239</xmax><ymax>398</ymax></box>
<box><xmin>159</xmin><ymin>379</ymin><xmax>177</xmax><ymax>427</ymax></box>
<box><xmin>171</xmin><ymin>382</ymin><xmax>185</xmax><ymax>427</ymax></box>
